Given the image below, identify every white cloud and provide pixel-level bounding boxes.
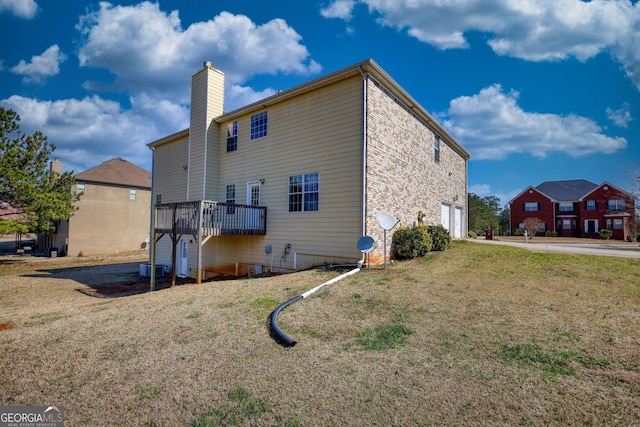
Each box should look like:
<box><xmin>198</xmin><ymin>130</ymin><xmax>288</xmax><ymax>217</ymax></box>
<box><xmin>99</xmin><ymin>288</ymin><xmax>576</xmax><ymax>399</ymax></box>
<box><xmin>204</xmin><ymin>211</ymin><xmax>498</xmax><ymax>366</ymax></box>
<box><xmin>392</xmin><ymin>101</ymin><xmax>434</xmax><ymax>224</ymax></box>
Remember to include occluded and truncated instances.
<box><xmin>440</xmin><ymin>84</ymin><xmax>627</xmax><ymax>160</ymax></box>
<box><xmin>606</xmin><ymin>103</ymin><xmax>633</xmax><ymax>128</ymax></box>
<box><xmin>11</xmin><ymin>44</ymin><xmax>66</xmax><ymax>83</ymax></box>
<box><xmin>1</xmin><ymin>3</ymin><xmax>324</xmax><ymax>174</ymax></box>
<box><xmin>76</xmin><ymin>3</ymin><xmax>321</xmax><ymax>103</ymax></box>
<box><xmin>0</xmin><ymin>0</ymin><xmax>38</xmax><ymax>19</ymax></box>
<box><xmin>469</xmin><ymin>184</ymin><xmax>519</xmax><ymax>206</ymax></box>
<box><xmin>320</xmin><ymin>0</ymin><xmax>356</xmax><ymax>20</ymax></box>
<box><xmin>0</xmin><ymin>94</ymin><xmax>188</xmax><ymax>172</ymax></box>
<box><xmin>226</xmin><ymin>85</ymin><xmax>277</xmax><ymax>112</ymax></box>
<box><xmin>322</xmin><ymin>0</ymin><xmax>640</xmax><ymax>90</ymax></box>
<box><xmin>468</xmin><ymin>184</ymin><xmax>492</xmax><ymax>196</ymax></box>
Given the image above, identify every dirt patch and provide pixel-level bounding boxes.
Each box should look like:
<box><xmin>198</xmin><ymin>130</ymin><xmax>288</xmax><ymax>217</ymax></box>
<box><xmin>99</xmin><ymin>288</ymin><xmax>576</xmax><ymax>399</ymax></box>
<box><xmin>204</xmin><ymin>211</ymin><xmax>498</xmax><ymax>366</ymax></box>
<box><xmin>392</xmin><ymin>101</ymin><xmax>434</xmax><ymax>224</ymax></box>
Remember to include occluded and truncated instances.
<box><xmin>0</xmin><ymin>324</ymin><xmax>14</xmax><ymax>331</ymax></box>
<box><xmin>75</xmin><ymin>277</ymin><xmax>190</xmax><ymax>298</ymax></box>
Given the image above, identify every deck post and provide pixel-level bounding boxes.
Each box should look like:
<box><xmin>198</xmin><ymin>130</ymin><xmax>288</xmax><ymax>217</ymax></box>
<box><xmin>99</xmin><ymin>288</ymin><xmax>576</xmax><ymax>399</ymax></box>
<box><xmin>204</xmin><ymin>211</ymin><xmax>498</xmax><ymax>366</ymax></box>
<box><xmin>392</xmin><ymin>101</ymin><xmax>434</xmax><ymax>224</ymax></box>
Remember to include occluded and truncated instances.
<box><xmin>196</xmin><ymin>201</ymin><xmax>203</xmax><ymax>284</ymax></box>
<box><xmin>150</xmin><ymin>204</ymin><xmax>157</xmax><ymax>291</ymax></box>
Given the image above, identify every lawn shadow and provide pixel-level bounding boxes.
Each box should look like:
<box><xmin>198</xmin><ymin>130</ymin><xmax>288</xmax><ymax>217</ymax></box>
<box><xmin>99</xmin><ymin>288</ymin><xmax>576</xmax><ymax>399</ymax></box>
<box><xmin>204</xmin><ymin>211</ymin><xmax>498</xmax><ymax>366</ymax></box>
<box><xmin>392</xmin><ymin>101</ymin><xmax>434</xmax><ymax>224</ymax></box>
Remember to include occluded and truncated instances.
<box><xmin>22</xmin><ymin>261</ymin><xmax>195</xmax><ymax>298</ymax></box>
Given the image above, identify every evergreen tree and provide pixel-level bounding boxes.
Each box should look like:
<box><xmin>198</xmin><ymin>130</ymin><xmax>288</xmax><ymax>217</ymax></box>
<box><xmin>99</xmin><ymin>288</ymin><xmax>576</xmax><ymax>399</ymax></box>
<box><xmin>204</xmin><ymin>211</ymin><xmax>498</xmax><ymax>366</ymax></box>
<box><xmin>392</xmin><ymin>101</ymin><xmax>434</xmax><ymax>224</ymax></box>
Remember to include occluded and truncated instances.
<box><xmin>0</xmin><ymin>107</ymin><xmax>79</xmax><ymax>234</ymax></box>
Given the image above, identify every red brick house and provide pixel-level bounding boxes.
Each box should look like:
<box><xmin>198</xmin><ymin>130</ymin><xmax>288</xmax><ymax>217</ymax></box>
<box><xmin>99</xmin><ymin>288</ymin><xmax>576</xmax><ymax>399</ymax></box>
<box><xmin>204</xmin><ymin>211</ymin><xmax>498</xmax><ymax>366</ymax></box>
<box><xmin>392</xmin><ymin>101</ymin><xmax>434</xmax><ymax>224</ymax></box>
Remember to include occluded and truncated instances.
<box><xmin>509</xmin><ymin>179</ymin><xmax>636</xmax><ymax>241</ymax></box>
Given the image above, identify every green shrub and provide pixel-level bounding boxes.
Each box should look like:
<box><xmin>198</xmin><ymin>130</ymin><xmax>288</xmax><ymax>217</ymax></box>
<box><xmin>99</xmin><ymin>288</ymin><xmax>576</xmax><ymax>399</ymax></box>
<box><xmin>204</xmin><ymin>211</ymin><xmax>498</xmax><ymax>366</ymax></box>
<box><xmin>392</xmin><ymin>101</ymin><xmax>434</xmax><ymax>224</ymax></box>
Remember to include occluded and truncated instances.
<box><xmin>513</xmin><ymin>228</ymin><xmax>524</xmax><ymax>236</ymax></box>
<box><xmin>428</xmin><ymin>224</ymin><xmax>451</xmax><ymax>251</ymax></box>
<box><xmin>468</xmin><ymin>230</ymin><xmax>478</xmax><ymax>239</ymax></box>
<box><xmin>599</xmin><ymin>229</ymin><xmax>613</xmax><ymax>240</ymax></box>
<box><xmin>545</xmin><ymin>230</ymin><xmax>558</xmax><ymax>237</ymax></box>
<box><xmin>392</xmin><ymin>225</ymin><xmax>432</xmax><ymax>260</ymax></box>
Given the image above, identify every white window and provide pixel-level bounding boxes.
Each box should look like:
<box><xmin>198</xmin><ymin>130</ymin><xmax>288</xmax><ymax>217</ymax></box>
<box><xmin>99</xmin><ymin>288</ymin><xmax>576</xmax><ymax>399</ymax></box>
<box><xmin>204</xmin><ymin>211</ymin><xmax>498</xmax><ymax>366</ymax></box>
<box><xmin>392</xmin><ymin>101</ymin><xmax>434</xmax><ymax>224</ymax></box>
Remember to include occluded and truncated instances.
<box><xmin>226</xmin><ymin>121</ymin><xmax>238</xmax><ymax>152</ymax></box>
<box><xmin>76</xmin><ymin>182</ymin><xmax>86</xmax><ymax>195</ymax></box>
<box><xmin>250</xmin><ymin>111</ymin><xmax>268</xmax><ymax>140</ymax></box>
<box><xmin>225</xmin><ymin>185</ymin><xmax>236</xmax><ymax>214</ymax></box>
<box><xmin>558</xmin><ymin>202</ymin><xmax>573</xmax><ymax>212</ymax></box>
<box><xmin>524</xmin><ymin>202</ymin><xmax>539</xmax><ymax>212</ymax></box>
<box><xmin>434</xmin><ymin>136</ymin><xmax>440</xmax><ymax>163</ymax></box>
<box><xmin>608</xmin><ymin>199</ymin><xmax>625</xmax><ymax>210</ymax></box>
<box><xmin>586</xmin><ymin>200</ymin><xmax>596</xmax><ymax>210</ymax></box>
<box><xmin>129</xmin><ymin>188</ymin><xmax>137</xmax><ymax>200</ymax></box>
<box><xmin>614</xmin><ymin>219</ymin><xmax>623</xmax><ymax>229</ymax></box>
<box><xmin>563</xmin><ymin>219</ymin><xmax>571</xmax><ymax>229</ymax></box>
<box><xmin>289</xmin><ymin>173</ymin><xmax>319</xmax><ymax>212</ymax></box>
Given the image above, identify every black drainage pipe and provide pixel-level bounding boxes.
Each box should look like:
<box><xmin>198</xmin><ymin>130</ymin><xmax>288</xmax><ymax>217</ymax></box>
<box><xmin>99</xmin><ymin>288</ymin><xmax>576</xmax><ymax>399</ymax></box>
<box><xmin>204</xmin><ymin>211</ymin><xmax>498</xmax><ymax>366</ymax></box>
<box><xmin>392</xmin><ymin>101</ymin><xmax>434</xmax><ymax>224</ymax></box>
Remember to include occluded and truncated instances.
<box><xmin>268</xmin><ymin>266</ymin><xmax>362</xmax><ymax>347</ymax></box>
<box><xmin>269</xmin><ymin>295</ymin><xmax>303</xmax><ymax>347</ymax></box>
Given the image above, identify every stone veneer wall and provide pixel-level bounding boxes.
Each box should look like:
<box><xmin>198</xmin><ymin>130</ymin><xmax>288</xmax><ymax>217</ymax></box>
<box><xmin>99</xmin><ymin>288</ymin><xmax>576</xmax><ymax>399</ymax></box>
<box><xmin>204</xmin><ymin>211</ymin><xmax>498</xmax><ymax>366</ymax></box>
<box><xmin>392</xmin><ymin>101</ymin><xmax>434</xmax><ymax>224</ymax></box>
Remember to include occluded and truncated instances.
<box><xmin>365</xmin><ymin>77</ymin><xmax>467</xmax><ymax>260</ymax></box>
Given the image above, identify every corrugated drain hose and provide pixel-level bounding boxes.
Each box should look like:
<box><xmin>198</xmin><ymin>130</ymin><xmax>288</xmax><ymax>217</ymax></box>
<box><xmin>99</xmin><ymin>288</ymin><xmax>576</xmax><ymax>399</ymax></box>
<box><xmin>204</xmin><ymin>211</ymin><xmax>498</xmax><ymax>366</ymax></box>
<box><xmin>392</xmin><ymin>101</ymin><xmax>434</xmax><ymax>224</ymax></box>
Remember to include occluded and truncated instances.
<box><xmin>268</xmin><ymin>265</ymin><xmax>362</xmax><ymax>347</ymax></box>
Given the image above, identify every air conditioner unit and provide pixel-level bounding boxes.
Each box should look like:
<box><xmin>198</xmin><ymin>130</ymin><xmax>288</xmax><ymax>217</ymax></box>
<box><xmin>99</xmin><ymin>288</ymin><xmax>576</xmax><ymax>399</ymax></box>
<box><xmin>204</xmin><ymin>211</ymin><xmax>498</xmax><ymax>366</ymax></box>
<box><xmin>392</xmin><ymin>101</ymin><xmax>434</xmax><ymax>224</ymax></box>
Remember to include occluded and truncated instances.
<box><xmin>139</xmin><ymin>264</ymin><xmax>167</xmax><ymax>277</ymax></box>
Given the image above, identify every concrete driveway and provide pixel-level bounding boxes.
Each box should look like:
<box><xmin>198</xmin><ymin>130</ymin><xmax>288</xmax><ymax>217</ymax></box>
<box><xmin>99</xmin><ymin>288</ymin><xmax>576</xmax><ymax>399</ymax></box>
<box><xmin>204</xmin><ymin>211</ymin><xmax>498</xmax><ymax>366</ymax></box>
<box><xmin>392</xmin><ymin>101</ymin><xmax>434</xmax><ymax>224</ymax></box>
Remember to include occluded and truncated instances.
<box><xmin>471</xmin><ymin>237</ymin><xmax>640</xmax><ymax>258</ymax></box>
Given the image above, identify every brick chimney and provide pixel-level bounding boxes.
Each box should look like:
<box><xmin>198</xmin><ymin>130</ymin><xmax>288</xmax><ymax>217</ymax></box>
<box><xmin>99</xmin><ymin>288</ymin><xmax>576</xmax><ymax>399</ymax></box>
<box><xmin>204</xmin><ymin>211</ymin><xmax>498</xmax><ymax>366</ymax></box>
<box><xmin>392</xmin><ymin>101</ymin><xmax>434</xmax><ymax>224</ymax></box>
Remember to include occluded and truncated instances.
<box><xmin>187</xmin><ymin>61</ymin><xmax>225</xmax><ymax>201</ymax></box>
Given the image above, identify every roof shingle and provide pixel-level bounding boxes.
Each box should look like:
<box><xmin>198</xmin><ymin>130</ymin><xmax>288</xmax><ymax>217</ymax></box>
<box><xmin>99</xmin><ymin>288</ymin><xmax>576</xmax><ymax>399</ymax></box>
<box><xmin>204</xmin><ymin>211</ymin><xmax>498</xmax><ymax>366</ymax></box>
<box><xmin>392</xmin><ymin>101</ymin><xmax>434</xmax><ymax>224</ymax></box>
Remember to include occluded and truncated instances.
<box><xmin>75</xmin><ymin>158</ymin><xmax>151</xmax><ymax>189</ymax></box>
<box><xmin>535</xmin><ymin>179</ymin><xmax>598</xmax><ymax>201</ymax></box>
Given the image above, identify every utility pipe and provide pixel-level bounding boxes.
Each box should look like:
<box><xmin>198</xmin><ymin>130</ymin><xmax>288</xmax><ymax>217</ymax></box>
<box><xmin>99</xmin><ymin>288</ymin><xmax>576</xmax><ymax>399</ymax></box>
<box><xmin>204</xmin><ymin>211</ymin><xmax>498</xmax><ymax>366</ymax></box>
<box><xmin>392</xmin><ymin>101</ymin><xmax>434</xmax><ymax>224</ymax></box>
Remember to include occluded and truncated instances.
<box><xmin>269</xmin><ymin>263</ymin><xmax>363</xmax><ymax>347</ymax></box>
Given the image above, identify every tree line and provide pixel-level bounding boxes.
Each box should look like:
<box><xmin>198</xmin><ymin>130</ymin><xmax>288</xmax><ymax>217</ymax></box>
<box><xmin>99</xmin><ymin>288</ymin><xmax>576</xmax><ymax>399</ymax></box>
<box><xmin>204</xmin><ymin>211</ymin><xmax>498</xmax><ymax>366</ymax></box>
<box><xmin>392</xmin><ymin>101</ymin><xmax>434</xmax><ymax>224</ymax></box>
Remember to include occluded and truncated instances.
<box><xmin>468</xmin><ymin>193</ymin><xmax>510</xmax><ymax>236</ymax></box>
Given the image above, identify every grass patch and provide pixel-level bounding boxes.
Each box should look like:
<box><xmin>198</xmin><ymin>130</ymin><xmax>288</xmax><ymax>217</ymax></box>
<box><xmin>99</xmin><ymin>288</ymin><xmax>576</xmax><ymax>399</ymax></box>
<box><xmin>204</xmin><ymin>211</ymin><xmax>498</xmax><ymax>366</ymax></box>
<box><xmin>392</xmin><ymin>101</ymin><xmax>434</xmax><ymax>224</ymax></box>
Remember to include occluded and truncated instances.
<box><xmin>499</xmin><ymin>343</ymin><xmax>610</xmax><ymax>377</ymax></box>
<box><xmin>353</xmin><ymin>323</ymin><xmax>414</xmax><ymax>350</ymax></box>
<box><xmin>250</xmin><ymin>296</ymin><xmax>280</xmax><ymax>309</ymax></box>
<box><xmin>191</xmin><ymin>387</ymin><xmax>268</xmax><ymax>426</ymax></box>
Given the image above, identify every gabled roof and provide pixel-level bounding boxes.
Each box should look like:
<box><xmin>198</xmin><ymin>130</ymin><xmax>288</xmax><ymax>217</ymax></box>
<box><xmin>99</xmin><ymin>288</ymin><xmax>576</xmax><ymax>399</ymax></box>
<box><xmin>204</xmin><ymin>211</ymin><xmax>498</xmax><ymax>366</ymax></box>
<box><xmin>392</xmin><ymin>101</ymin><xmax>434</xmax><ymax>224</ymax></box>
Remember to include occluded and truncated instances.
<box><xmin>580</xmin><ymin>181</ymin><xmax>631</xmax><ymax>201</ymax></box>
<box><xmin>149</xmin><ymin>59</ymin><xmax>471</xmax><ymax>160</ymax></box>
<box><xmin>75</xmin><ymin>158</ymin><xmax>151</xmax><ymax>189</ymax></box>
<box><xmin>216</xmin><ymin>58</ymin><xmax>470</xmax><ymax>160</ymax></box>
<box><xmin>508</xmin><ymin>185</ymin><xmax>552</xmax><ymax>204</ymax></box>
<box><xmin>535</xmin><ymin>179</ymin><xmax>598</xmax><ymax>201</ymax></box>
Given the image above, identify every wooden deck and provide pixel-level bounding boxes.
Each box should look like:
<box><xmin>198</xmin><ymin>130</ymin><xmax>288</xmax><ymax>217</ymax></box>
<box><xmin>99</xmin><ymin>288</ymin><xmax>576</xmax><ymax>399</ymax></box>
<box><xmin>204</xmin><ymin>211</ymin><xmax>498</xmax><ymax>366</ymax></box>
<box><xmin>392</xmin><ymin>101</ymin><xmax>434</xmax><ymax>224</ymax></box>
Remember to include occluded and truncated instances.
<box><xmin>154</xmin><ymin>200</ymin><xmax>267</xmax><ymax>236</ymax></box>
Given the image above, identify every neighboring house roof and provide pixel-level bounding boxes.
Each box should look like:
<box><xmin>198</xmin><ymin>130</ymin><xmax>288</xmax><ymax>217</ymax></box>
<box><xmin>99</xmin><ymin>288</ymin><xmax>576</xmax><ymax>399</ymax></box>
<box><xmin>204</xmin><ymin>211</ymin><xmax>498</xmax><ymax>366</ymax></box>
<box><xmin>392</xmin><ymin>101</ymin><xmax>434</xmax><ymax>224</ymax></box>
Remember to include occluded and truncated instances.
<box><xmin>580</xmin><ymin>181</ymin><xmax>629</xmax><ymax>201</ymax></box>
<box><xmin>75</xmin><ymin>158</ymin><xmax>151</xmax><ymax>189</ymax></box>
<box><xmin>535</xmin><ymin>179</ymin><xmax>598</xmax><ymax>201</ymax></box>
<box><xmin>148</xmin><ymin>58</ymin><xmax>471</xmax><ymax>160</ymax></box>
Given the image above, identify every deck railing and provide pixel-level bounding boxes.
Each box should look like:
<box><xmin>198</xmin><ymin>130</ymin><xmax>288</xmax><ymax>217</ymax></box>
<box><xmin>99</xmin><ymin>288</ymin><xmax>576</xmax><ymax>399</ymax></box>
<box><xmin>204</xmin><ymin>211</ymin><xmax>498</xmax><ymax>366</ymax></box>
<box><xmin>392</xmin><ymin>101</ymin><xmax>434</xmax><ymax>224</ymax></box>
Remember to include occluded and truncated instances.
<box><xmin>154</xmin><ymin>200</ymin><xmax>267</xmax><ymax>236</ymax></box>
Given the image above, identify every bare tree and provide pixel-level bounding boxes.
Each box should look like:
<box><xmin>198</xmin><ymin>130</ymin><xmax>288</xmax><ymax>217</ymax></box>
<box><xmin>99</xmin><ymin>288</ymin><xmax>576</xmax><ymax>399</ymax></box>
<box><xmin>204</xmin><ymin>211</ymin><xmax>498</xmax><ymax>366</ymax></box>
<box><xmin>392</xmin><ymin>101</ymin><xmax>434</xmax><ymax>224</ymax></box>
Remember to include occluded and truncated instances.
<box><xmin>522</xmin><ymin>217</ymin><xmax>543</xmax><ymax>240</ymax></box>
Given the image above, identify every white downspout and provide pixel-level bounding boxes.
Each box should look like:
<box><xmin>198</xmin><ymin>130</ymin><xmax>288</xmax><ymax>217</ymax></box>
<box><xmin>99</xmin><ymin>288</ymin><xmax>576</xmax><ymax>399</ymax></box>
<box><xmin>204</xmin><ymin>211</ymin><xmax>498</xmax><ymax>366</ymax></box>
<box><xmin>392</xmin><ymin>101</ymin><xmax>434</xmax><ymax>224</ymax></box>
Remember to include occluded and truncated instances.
<box><xmin>358</xmin><ymin>65</ymin><xmax>368</xmax><ymax>264</ymax></box>
<box><xmin>149</xmin><ymin>146</ymin><xmax>157</xmax><ymax>291</ymax></box>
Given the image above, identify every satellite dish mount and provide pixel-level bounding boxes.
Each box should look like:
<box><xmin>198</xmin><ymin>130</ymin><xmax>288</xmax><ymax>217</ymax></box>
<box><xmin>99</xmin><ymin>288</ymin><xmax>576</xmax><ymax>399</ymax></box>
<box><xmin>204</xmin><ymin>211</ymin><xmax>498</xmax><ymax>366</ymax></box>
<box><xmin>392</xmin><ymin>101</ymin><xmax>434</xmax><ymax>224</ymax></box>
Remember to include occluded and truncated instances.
<box><xmin>357</xmin><ymin>235</ymin><xmax>377</xmax><ymax>269</ymax></box>
<box><xmin>376</xmin><ymin>213</ymin><xmax>400</xmax><ymax>269</ymax></box>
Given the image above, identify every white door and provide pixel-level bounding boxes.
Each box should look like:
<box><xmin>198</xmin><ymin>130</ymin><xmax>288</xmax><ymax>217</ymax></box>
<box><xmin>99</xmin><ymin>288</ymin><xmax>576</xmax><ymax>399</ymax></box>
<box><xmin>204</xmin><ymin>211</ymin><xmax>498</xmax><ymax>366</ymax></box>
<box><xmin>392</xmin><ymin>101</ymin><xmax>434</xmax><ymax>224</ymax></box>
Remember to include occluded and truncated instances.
<box><xmin>441</xmin><ymin>203</ymin><xmax>451</xmax><ymax>233</ymax></box>
<box><xmin>177</xmin><ymin>239</ymin><xmax>188</xmax><ymax>277</ymax></box>
<box><xmin>454</xmin><ymin>207</ymin><xmax>463</xmax><ymax>238</ymax></box>
<box><xmin>247</xmin><ymin>182</ymin><xmax>261</xmax><ymax>229</ymax></box>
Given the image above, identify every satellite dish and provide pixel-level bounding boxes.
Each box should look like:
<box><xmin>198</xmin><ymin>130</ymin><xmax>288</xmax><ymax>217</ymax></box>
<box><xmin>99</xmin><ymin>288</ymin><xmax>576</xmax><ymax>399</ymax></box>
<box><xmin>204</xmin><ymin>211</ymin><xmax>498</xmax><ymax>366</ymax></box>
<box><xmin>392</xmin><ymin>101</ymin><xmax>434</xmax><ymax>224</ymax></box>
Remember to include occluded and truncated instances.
<box><xmin>357</xmin><ymin>235</ymin><xmax>377</xmax><ymax>253</ymax></box>
<box><xmin>376</xmin><ymin>213</ymin><xmax>400</xmax><ymax>231</ymax></box>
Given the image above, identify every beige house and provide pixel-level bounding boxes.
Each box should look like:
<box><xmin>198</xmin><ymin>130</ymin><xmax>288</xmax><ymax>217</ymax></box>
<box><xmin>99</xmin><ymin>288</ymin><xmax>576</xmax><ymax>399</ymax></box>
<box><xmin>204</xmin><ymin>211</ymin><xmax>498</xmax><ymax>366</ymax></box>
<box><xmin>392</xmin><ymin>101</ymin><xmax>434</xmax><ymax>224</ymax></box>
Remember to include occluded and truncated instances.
<box><xmin>149</xmin><ymin>59</ymin><xmax>470</xmax><ymax>282</ymax></box>
<box><xmin>41</xmin><ymin>158</ymin><xmax>151</xmax><ymax>256</ymax></box>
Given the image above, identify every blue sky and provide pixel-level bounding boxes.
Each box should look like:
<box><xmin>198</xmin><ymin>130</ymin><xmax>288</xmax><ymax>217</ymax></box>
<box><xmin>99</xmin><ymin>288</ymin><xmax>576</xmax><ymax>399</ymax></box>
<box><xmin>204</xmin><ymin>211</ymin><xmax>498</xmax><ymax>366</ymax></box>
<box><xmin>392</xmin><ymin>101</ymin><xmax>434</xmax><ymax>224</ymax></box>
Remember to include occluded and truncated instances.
<box><xmin>1</xmin><ymin>0</ymin><xmax>639</xmax><ymax>207</ymax></box>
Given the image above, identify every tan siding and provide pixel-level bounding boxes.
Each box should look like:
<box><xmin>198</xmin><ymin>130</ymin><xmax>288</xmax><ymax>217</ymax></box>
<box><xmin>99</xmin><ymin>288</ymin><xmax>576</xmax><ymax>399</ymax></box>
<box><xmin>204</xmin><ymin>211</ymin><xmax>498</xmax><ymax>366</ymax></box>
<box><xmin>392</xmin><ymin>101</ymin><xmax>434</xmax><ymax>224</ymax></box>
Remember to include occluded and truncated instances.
<box><xmin>188</xmin><ymin>74</ymin><xmax>208</xmax><ymax>200</ymax></box>
<box><xmin>66</xmin><ymin>183</ymin><xmax>151</xmax><ymax>256</ymax></box>
<box><xmin>153</xmin><ymin>137</ymin><xmax>188</xmax><ymax>204</ymax></box>
<box><xmin>198</xmin><ymin>76</ymin><xmax>364</xmax><ymax>272</ymax></box>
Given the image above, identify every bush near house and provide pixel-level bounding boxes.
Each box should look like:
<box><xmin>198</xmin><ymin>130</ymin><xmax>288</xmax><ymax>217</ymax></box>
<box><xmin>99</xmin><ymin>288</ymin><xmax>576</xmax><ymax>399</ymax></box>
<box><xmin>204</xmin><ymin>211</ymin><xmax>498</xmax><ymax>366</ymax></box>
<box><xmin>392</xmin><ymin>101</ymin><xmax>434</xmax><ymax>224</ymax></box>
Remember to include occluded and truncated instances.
<box><xmin>392</xmin><ymin>225</ymin><xmax>433</xmax><ymax>260</ymax></box>
<box><xmin>599</xmin><ymin>229</ymin><xmax>613</xmax><ymax>240</ymax></box>
<box><xmin>427</xmin><ymin>225</ymin><xmax>451</xmax><ymax>251</ymax></box>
